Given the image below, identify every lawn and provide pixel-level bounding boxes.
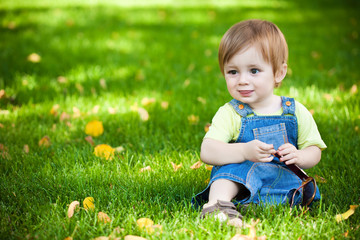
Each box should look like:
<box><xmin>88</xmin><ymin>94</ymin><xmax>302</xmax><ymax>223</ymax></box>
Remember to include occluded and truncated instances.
<box><xmin>0</xmin><ymin>0</ymin><xmax>359</xmax><ymax>239</ymax></box>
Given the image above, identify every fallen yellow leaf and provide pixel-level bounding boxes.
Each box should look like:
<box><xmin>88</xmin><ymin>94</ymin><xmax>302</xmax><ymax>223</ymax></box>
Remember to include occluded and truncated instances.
<box><xmin>100</xmin><ymin>78</ymin><xmax>107</xmax><ymax>89</ymax></box>
<box><xmin>171</xmin><ymin>162</ymin><xmax>182</xmax><ymax>171</ymax></box>
<box><xmin>92</xmin><ymin>237</ymin><xmax>109</xmax><ymax>240</ymax></box>
<box><xmin>314</xmin><ymin>174</ymin><xmax>327</xmax><ymax>183</ymax></box>
<box><xmin>57</xmin><ymin>76</ymin><xmax>67</xmax><ymax>84</ymax></box>
<box><xmin>83</xmin><ymin>197</ymin><xmax>95</xmax><ymax>210</ymax></box>
<box><xmin>124</xmin><ymin>235</ymin><xmax>147</xmax><ymax>240</ymax></box>
<box><xmin>350</xmin><ymin>84</ymin><xmax>358</xmax><ymax>95</ymax></box>
<box><xmin>108</xmin><ymin>107</ymin><xmax>117</xmax><ymax>114</ymax></box>
<box><xmin>114</xmin><ymin>146</ymin><xmax>125</xmax><ymax>153</ymax></box>
<box><xmin>63</xmin><ymin>237</ymin><xmax>73</xmax><ymax>240</ymax></box>
<box><xmin>336</xmin><ymin>205</ymin><xmax>359</xmax><ymax>223</ymax></box>
<box><xmin>231</xmin><ymin>219</ymin><xmax>265</xmax><ymax>240</ymax></box>
<box><xmin>204</xmin><ymin>123</ymin><xmax>211</xmax><ymax>132</ymax></box>
<box><xmin>188</xmin><ymin>114</ymin><xmax>199</xmax><ymax>125</ymax></box>
<box><xmin>92</xmin><ymin>105</ymin><xmax>100</xmax><ymax>114</ymax></box>
<box><xmin>75</xmin><ymin>83</ymin><xmax>84</xmax><ymax>94</ymax></box>
<box><xmin>60</xmin><ymin>112</ymin><xmax>71</xmax><ymax>122</ymax></box>
<box><xmin>205</xmin><ymin>165</ymin><xmax>213</xmax><ymax>171</ymax></box>
<box><xmin>94</xmin><ymin>144</ymin><xmax>115</xmax><ymax>160</ymax></box>
<box><xmin>197</xmin><ymin>96</ymin><xmax>206</xmax><ymax>104</ymax></box>
<box><xmin>39</xmin><ymin>136</ymin><xmax>51</xmax><ymax>147</ymax></box>
<box><xmin>141</xmin><ymin>97</ymin><xmax>156</xmax><ymax>106</ymax></box>
<box><xmin>85</xmin><ymin>135</ymin><xmax>95</xmax><ymax>146</ymax></box>
<box><xmin>138</xmin><ymin>107</ymin><xmax>149</xmax><ymax>121</ymax></box>
<box><xmin>50</xmin><ymin>104</ymin><xmax>60</xmax><ymax>116</ymax></box>
<box><xmin>85</xmin><ymin>120</ymin><xmax>104</xmax><ymax>137</ymax></box>
<box><xmin>0</xmin><ymin>89</ymin><xmax>5</xmax><ymax>99</ymax></box>
<box><xmin>190</xmin><ymin>160</ymin><xmax>202</xmax><ymax>169</ymax></box>
<box><xmin>67</xmin><ymin>201</ymin><xmax>80</xmax><ymax>218</ymax></box>
<box><xmin>140</xmin><ymin>166</ymin><xmax>152</xmax><ymax>172</ymax></box>
<box><xmin>23</xmin><ymin>144</ymin><xmax>29</xmax><ymax>154</ymax></box>
<box><xmin>137</xmin><ymin>218</ymin><xmax>154</xmax><ymax>229</ymax></box>
<box><xmin>98</xmin><ymin>211</ymin><xmax>111</xmax><ymax>223</ymax></box>
<box><xmin>27</xmin><ymin>53</ymin><xmax>41</xmax><ymax>63</ymax></box>
<box><xmin>161</xmin><ymin>101</ymin><xmax>169</xmax><ymax>110</ymax></box>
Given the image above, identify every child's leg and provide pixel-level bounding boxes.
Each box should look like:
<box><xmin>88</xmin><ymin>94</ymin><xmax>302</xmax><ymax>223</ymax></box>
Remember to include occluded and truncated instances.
<box><xmin>203</xmin><ymin>179</ymin><xmax>241</xmax><ymax>208</ymax></box>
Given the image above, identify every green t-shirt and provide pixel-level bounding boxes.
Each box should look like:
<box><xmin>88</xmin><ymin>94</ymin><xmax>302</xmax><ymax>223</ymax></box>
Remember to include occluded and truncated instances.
<box><xmin>205</xmin><ymin>100</ymin><xmax>326</xmax><ymax>150</ymax></box>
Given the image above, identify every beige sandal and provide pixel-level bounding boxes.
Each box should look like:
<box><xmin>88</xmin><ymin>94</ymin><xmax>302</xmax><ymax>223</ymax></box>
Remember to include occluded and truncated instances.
<box><xmin>200</xmin><ymin>200</ymin><xmax>243</xmax><ymax>221</ymax></box>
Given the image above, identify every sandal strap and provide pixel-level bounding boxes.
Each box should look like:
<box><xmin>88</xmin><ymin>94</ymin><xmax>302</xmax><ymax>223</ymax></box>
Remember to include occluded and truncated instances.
<box><xmin>201</xmin><ymin>200</ymin><xmax>242</xmax><ymax>220</ymax></box>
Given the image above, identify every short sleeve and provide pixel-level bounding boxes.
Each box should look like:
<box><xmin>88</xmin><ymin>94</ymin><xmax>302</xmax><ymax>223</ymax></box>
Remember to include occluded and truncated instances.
<box><xmin>204</xmin><ymin>103</ymin><xmax>241</xmax><ymax>143</ymax></box>
<box><xmin>295</xmin><ymin>101</ymin><xmax>327</xmax><ymax>150</ymax></box>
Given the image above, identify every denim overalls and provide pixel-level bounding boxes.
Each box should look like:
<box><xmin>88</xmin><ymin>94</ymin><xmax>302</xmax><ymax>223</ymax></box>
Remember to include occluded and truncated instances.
<box><xmin>192</xmin><ymin>96</ymin><xmax>320</xmax><ymax>208</ymax></box>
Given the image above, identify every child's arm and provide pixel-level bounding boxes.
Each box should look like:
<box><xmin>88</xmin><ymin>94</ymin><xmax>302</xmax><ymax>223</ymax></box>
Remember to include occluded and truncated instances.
<box><xmin>277</xmin><ymin>143</ymin><xmax>321</xmax><ymax>169</ymax></box>
<box><xmin>200</xmin><ymin>138</ymin><xmax>277</xmax><ymax>166</ymax></box>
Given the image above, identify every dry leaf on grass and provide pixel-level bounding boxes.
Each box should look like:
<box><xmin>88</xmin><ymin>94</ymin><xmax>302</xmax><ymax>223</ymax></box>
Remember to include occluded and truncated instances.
<box><xmin>94</xmin><ymin>144</ymin><xmax>115</xmax><ymax>160</ymax></box>
<box><xmin>0</xmin><ymin>144</ymin><xmax>11</xmax><ymax>159</ymax></box>
<box><xmin>23</xmin><ymin>144</ymin><xmax>29</xmax><ymax>154</ymax></box>
<box><xmin>124</xmin><ymin>235</ymin><xmax>147</xmax><ymax>240</ymax></box>
<box><xmin>187</xmin><ymin>114</ymin><xmax>199</xmax><ymax>125</ymax></box>
<box><xmin>161</xmin><ymin>101</ymin><xmax>169</xmax><ymax>110</ymax></box>
<box><xmin>141</xmin><ymin>97</ymin><xmax>156</xmax><ymax>106</ymax></box>
<box><xmin>140</xmin><ymin>166</ymin><xmax>152</xmax><ymax>172</ymax></box>
<box><xmin>137</xmin><ymin>218</ymin><xmax>154</xmax><ymax>229</ymax></box>
<box><xmin>92</xmin><ymin>237</ymin><xmax>109</xmax><ymax>240</ymax></box>
<box><xmin>171</xmin><ymin>162</ymin><xmax>182</xmax><ymax>171</ymax></box>
<box><xmin>336</xmin><ymin>205</ymin><xmax>359</xmax><ymax>223</ymax></box>
<box><xmin>85</xmin><ymin>136</ymin><xmax>95</xmax><ymax>146</ymax></box>
<box><xmin>0</xmin><ymin>89</ymin><xmax>5</xmax><ymax>99</ymax></box>
<box><xmin>314</xmin><ymin>175</ymin><xmax>327</xmax><ymax>183</ymax></box>
<box><xmin>92</xmin><ymin>105</ymin><xmax>100</xmax><ymax>114</ymax></box>
<box><xmin>114</xmin><ymin>146</ymin><xmax>125</xmax><ymax>153</ymax></box>
<box><xmin>63</xmin><ymin>237</ymin><xmax>73</xmax><ymax>240</ymax></box>
<box><xmin>350</xmin><ymin>84</ymin><xmax>358</xmax><ymax>95</ymax></box>
<box><xmin>60</xmin><ymin>112</ymin><xmax>71</xmax><ymax>122</ymax></box>
<box><xmin>136</xmin><ymin>218</ymin><xmax>162</xmax><ymax>235</ymax></box>
<box><xmin>39</xmin><ymin>136</ymin><xmax>51</xmax><ymax>147</ymax></box>
<box><xmin>205</xmin><ymin>165</ymin><xmax>213</xmax><ymax>171</ymax></box>
<box><xmin>138</xmin><ymin>107</ymin><xmax>149</xmax><ymax>121</ymax></box>
<box><xmin>27</xmin><ymin>53</ymin><xmax>41</xmax><ymax>63</ymax></box>
<box><xmin>67</xmin><ymin>201</ymin><xmax>80</xmax><ymax>218</ymax></box>
<box><xmin>231</xmin><ymin>219</ymin><xmax>266</xmax><ymax>240</ymax></box>
<box><xmin>190</xmin><ymin>160</ymin><xmax>202</xmax><ymax>169</ymax></box>
<box><xmin>50</xmin><ymin>104</ymin><xmax>60</xmax><ymax>116</ymax></box>
<box><xmin>98</xmin><ymin>211</ymin><xmax>111</xmax><ymax>223</ymax></box>
<box><xmin>83</xmin><ymin>197</ymin><xmax>95</xmax><ymax>210</ymax></box>
<box><xmin>204</xmin><ymin>123</ymin><xmax>211</xmax><ymax>132</ymax></box>
<box><xmin>85</xmin><ymin>120</ymin><xmax>104</xmax><ymax>137</ymax></box>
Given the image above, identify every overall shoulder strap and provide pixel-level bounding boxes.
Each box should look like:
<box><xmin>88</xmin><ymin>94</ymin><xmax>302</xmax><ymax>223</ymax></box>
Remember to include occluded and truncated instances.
<box><xmin>281</xmin><ymin>96</ymin><xmax>296</xmax><ymax>115</ymax></box>
<box><xmin>229</xmin><ymin>99</ymin><xmax>254</xmax><ymax>117</ymax></box>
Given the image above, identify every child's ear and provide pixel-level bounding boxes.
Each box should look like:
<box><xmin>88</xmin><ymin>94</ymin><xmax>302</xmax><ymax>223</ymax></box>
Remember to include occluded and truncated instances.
<box><xmin>275</xmin><ymin>63</ymin><xmax>287</xmax><ymax>85</ymax></box>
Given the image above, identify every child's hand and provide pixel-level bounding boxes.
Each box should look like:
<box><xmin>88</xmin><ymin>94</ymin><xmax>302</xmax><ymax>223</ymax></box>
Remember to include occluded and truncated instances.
<box><xmin>277</xmin><ymin>143</ymin><xmax>301</xmax><ymax>165</ymax></box>
<box><xmin>244</xmin><ymin>140</ymin><xmax>276</xmax><ymax>162</ymax></box>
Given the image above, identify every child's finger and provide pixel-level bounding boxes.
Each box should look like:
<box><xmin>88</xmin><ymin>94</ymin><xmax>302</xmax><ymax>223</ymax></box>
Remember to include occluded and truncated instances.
<box><xmin>259</xmin><ymin>142</ymin><xmax>274</xmax><ymax>151</ymax></box>
<box><xmin>259</xmin><ymin>155</ymin><xmax>274</xmax><ymax>162</ymax></box>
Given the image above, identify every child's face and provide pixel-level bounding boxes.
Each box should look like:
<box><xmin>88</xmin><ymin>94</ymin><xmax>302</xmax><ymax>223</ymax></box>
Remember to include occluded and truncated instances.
<box><xmin>224</xmin><ymin>45</ymin><xmax>284</xmax><ymax>111</ymax></box>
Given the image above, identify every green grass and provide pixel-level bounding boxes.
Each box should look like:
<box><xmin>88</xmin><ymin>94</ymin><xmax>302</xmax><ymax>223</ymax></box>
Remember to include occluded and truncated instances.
<box><xmin>1</xmin><ymin>0</ymin><xmax>360</xmax><ymax>239</ymax></box>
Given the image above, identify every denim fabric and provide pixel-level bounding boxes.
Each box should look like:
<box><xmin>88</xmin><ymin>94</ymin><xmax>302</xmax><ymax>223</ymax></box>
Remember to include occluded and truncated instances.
<box><xmin>192</xmin><ymin>96</ymin><xmax>320</xmax><ymax>208</ymax></box>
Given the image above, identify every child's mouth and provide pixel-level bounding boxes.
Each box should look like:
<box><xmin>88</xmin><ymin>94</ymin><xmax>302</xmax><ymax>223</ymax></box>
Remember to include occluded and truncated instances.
<box><xmin>239</xmin><ymin>90</ymin><xmax>253</xmax><ymax>97</ymax></box>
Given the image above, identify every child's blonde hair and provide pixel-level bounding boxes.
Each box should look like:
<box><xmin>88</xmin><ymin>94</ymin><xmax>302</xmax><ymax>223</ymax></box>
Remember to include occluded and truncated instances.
<box><xmin>218</xmin><ymin>19</ymin><xmax>288</xmax><ymax>87</ymax></box>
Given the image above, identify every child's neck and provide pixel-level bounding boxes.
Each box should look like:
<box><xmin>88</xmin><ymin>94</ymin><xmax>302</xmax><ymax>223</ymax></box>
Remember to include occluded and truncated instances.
<box><xmin>251</xmin><ymin>95</ymin><xmax>282</xmax><ymax>114</ymax></box>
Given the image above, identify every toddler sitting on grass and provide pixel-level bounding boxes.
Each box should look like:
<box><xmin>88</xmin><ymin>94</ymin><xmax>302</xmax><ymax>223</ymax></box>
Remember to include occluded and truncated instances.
<box><xmin>192</xmin><ymin>19</ymin><xmax>326</xmax><ymax>224</ymax></box>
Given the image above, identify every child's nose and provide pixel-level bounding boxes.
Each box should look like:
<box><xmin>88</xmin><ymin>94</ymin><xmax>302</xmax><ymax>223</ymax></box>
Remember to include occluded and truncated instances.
<box><xmin>237</xmin><ymin>74</ymin><xmax>249</xmax><ymax>85</ymax></box>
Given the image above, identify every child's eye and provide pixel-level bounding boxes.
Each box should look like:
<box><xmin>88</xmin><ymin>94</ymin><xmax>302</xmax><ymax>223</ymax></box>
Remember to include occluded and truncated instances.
<box><xmin>228</xmin><ymin>70</ymin><xmax>238</xmax><ymax>75</ymax></box>
<box><xmin>250</xmin><ymin>69</ymin><xmax>260</xmax><ymax>74</ymax></box>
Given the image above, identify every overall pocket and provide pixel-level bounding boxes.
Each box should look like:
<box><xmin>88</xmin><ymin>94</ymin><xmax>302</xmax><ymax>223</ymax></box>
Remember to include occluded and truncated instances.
<box><xmin>253</xmin><ymin>123</ymin><xmax>288</xmax><ymax>151</ymax></box>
